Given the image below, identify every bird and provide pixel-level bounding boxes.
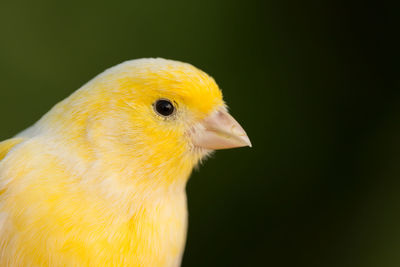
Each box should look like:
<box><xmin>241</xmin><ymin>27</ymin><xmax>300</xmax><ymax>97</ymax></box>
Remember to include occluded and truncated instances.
<box><xmin>0</xmin><ymin>58</ymin><xmax>251</xmax><ymax>267</ymax></box>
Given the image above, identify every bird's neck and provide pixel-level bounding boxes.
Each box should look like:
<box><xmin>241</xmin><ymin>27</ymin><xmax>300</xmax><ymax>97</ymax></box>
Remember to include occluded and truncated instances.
<box><xmin>32</xmin><ymin>124</ymin><xmax>193</xmax><ymax>215</ymax></box>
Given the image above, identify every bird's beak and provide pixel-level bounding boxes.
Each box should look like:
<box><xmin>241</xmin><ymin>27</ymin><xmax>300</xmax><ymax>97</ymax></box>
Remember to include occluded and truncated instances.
<box><xmin>190</xmin><ymin>109</ymin><xmax>252</xmax><ymax>150</ymax></box>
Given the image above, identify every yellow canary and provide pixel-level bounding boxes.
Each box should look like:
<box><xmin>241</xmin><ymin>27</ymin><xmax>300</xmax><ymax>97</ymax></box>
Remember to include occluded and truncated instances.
<box><xmin>0</xmin><ymin>58</ymin><xmax>251</xmax><ymax>267</ymax></box>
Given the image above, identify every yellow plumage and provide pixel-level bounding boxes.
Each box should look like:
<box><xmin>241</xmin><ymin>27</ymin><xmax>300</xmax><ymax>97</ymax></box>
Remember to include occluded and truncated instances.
<box><xmin>0</xmin><ymin>58</ymin><xmax>250</xmax><ymax>266</ymax></box>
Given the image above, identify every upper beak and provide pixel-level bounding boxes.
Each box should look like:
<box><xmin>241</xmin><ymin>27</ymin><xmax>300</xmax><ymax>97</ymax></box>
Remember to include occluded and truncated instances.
<box><xmin>190</xmin><ymin>109</ymin><xmax>252</xmax><ymax>150</ymax></box>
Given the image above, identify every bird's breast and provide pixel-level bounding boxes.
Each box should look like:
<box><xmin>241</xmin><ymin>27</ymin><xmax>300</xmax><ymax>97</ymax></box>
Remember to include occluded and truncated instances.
<box><xmin>0</xmin><ymin>138</ymin><xmax>190</xmax><ymax>267</ymax></box>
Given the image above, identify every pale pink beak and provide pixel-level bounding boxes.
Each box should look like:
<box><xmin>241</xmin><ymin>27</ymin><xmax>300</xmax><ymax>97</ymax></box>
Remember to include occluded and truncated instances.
<box><xmin>190</xmin><ymin>109</ymin><xmax>252</xmax><ymax>150</ymax></box>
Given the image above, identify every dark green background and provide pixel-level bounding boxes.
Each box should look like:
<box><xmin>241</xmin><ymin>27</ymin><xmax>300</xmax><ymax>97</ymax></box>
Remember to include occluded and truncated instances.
<box><xmin>1</xmin><ymin>1</ymin><xmax>399</xmax><ymax>266</ymax></box>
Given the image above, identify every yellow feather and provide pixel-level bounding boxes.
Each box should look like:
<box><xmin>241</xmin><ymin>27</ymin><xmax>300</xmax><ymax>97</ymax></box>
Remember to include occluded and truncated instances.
<box><xmin>0</xmin><ymin>138</ymin><xmax>24</xmax><ymax>162</ymax></box>
<box><xmin>0</xmin><ymin>58</ymin><xmax>224</xmax><ymax>266</ymax></box>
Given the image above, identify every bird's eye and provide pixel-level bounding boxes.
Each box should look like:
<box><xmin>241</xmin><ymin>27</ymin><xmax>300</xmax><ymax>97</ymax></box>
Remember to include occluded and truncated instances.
<box><xmin>154</xmin><ymin>99</ymin><xmax>175</xmax><ymax>117</ymax></box>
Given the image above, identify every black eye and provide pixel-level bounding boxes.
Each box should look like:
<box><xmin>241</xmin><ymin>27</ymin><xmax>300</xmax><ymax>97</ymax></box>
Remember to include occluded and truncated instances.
<box><xmin>154</xmin><ymin>99</ymin><xmax>175</xmax><ymax>117</ymax></box>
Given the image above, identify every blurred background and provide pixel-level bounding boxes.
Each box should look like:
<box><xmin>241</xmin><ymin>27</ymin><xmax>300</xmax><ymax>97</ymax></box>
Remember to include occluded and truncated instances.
<box><xmin>0</xmin><ymin>0</ymin><xmax>399</xmax><ymax>266</ymax></box>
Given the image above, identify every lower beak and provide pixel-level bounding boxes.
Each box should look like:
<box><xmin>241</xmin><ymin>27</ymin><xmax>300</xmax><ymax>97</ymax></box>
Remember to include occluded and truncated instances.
<box><xmin>190</xmin><ymin>109</ymin><xmax>252</xmax><ymax>150</ymax></box>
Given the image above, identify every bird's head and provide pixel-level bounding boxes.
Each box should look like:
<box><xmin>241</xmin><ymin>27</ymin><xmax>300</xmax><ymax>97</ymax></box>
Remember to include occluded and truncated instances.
<box><xmin>39</xmin><ymin>58</ymin><xmax>251</xmax><ymax>183</ymax></box>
